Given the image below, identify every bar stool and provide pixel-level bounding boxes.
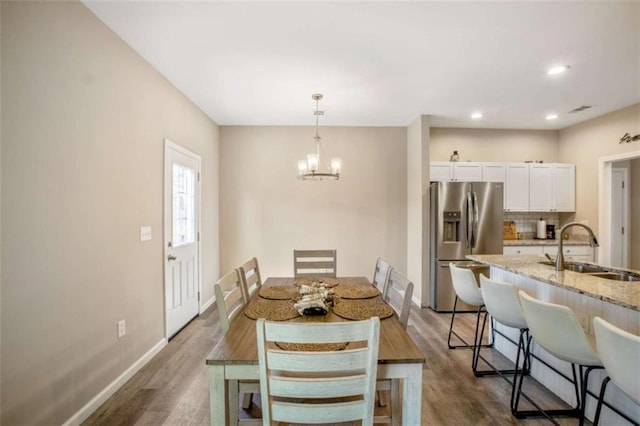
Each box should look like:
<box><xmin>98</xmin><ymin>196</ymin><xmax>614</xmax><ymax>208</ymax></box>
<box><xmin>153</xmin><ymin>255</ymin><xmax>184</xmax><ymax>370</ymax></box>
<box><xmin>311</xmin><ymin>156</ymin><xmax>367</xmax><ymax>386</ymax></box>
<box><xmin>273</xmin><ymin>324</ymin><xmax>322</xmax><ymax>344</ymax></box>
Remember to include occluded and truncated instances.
<box><xmin>518</xmin><ymin>291</ymin><xmax>603</xmax><ymax>425</ymax></box>
<box><xmin>447</xmin><ymin>263</ymin><xmax>492</xmax><ymax>375</ymax></box>
<box><xmin>592</xmin><ymin>317</ymin><xmax>640</xmax><ymax>426</ymax></box>
<box><xmin>478</xmin><ymin>275</ymin><xmax>530</xmax><ymax>415</ymax></box>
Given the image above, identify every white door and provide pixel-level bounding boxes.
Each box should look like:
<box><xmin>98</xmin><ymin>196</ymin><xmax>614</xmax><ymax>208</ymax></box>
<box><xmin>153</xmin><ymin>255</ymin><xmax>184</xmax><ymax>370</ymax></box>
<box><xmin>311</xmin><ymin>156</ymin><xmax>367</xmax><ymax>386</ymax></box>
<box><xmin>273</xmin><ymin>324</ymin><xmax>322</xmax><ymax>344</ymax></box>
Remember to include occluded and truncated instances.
<box><xmin>610</xmin><ymin>168</ymin><xmax>628</xmax><ymax>268</ymax></box>
<box><xmin>164</xmin><ymin>139</ymin><xmax>201</xmax><ymax>338</ymax></box>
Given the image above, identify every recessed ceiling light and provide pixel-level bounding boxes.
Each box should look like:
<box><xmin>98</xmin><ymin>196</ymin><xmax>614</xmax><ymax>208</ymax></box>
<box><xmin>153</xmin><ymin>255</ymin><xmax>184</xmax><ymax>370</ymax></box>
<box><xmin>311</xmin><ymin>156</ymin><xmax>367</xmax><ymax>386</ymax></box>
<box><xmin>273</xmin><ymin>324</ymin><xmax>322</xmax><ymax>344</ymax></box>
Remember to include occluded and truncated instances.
<box><xmin>546</xmin><ymin>114</ymin><xmax>558</xmax><ymax>120</ymax></box>
<box><xmin>547</xmin><ymin>65</ymin><xmax>569</xmax><ymax>75</ymax></box>
<box><xmin>471</xmin><ymin>112</ymin><xmax>483</xmax><ymax>119</ymax></box>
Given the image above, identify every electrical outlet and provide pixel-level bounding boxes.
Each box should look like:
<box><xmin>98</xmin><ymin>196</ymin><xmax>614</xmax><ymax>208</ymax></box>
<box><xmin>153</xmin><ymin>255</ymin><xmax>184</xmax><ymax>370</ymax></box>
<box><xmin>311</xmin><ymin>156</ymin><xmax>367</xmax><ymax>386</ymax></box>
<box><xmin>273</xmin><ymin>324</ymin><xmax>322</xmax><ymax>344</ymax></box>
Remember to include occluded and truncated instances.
<box><xmin>118</xmin><ymin>319</ymin><xmax>126</xmax><ymax>338</ymax></box>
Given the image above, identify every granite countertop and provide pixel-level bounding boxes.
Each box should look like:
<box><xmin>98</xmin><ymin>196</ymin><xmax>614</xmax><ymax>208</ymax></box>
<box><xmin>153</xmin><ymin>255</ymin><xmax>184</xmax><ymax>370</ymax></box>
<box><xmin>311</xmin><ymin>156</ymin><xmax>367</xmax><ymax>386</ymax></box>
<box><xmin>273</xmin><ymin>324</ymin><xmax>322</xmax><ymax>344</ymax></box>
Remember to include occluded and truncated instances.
<box><xmin>467</xmin><ymin>254</ymin><xmax>640</xmax><ymax>311</ymax></box>
<box><xmin>503</xmin><ymin>238</ymin><xmax>590</xmax><ymax>246</ymax></box>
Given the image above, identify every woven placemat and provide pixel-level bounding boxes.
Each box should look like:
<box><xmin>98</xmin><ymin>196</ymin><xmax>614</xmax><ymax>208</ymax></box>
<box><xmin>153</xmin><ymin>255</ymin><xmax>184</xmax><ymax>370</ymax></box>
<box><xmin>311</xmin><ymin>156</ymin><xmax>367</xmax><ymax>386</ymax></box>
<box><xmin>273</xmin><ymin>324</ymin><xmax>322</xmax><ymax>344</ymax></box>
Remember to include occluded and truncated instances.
<box><xmin>295</xmin><ymin>277</ymin><xmax>339</xmax><ymax>288</ymax></box>
<box><xmin>333</xmin><ymin>284</ymin><xmax>380</xmax><ymax>299</ymax></box>
<box><xmin>244</xmin><ymin>300</ymin><xmax>300</xmax><ymax>321</ymax></box>
<box><xmin>333</xmin><ymin>299</ymin><xmax>394</xmax><ymax>321</ymax></box>
<box><xmin>259</xmin><ymin>286</ymin><xmax>298</xmax><ymax>300</ymax></box>
<box><xmin>275</xmin><ymin>342</ymin><xmax>349</xmax><ymax>351</ymax></box>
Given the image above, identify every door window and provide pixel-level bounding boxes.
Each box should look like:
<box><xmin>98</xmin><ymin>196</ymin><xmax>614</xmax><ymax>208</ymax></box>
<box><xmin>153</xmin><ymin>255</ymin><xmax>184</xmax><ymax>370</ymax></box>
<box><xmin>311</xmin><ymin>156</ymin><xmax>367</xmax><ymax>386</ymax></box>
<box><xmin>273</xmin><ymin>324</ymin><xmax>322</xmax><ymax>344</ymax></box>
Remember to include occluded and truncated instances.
<box><xmin>172</xmin><ymin>164</ymin><xmax>195</xmax><ymax>247</ymax></box>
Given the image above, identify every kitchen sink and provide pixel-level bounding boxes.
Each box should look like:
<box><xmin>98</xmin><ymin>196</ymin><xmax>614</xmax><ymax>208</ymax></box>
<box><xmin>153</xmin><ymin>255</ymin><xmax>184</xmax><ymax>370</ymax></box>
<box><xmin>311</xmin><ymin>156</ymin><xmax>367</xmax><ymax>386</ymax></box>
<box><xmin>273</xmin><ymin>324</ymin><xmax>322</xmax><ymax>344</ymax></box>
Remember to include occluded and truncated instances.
<box><xmin>538</xmin><ymin>261</ymin><xmax>607</xmax><ymax>274</ymax></box>
<box><xmin>538</xmin><ymin>261</ymin><xmax>640</xmax><ymax>281</ymax></box>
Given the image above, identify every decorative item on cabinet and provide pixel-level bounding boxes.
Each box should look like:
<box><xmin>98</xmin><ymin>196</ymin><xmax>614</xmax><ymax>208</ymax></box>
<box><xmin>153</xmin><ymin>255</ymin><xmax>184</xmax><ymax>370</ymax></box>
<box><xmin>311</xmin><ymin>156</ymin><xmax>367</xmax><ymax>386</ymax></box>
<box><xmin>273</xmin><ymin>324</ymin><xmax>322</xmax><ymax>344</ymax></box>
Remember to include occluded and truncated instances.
<box><xmin>449</xmin><ymin>150</ymin><xmax>459</xmax><ymax>162</ymax></box>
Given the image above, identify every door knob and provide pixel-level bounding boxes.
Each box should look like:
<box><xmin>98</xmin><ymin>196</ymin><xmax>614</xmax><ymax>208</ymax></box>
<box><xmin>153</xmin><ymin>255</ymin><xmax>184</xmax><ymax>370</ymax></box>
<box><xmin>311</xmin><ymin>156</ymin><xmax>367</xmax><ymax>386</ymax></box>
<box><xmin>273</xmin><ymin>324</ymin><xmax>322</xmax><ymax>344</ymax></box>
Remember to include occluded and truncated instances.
<box><xmin>167</xmin><ymin>254</ymin><xmax>177</xmax><ymax>261</ymax></box>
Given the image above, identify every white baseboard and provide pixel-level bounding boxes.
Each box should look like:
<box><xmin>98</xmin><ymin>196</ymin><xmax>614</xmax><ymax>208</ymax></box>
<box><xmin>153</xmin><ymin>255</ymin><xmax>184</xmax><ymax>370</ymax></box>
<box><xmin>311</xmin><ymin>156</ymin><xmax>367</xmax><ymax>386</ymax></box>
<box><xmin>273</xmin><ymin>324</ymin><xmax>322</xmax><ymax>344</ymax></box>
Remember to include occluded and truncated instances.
<box><xmin>62</xmin><ymin>338</ymin><xmax>167</xmax><ymax>426</ymax></box>
<box><xmin>412</xmin><ymin>295</ymin><xmax>421</xmax><ymax>307</ymax></box>
<box><xmin>201</xmin><ymin>294</ymin><xmax>216</xmax><ymax>313</ymax></box>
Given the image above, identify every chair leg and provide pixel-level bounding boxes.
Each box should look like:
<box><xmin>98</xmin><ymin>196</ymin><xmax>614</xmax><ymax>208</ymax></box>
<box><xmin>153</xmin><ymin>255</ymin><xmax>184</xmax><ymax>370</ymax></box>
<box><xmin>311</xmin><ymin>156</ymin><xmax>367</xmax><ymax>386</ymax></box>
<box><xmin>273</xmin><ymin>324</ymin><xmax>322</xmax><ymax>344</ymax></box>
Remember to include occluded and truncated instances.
<box><xmin>376</xmin><ymin>389</ymin><xmax>387</xmax><ymax>407</ymax></box>
<box><xmin>593</xmin><ymin>376</ymin><xmax>611</xmax><ymax>426</ymax></box>
<box><xmin>448</xmin><ymin>299</ymin><xmax>492</xmax><ymax>350</ymax></box>
<box><xmin>472</xmin><ymin>312</ymin><xmax>524</xmax><ymax>378</ymax></box>
<box><xmin>241</xmin><ymin>392</ymin><xmax>253</xmax><ymax>410</ymax></box>
<box><xmin>579</xmin><ymin>365</ymin><xmax>604</xmax><ymax>426</ymax></box>
<box><xmin>510</xmin><ymin>328</ymin><xmax>528</xmax><ymax>413</ymax></box>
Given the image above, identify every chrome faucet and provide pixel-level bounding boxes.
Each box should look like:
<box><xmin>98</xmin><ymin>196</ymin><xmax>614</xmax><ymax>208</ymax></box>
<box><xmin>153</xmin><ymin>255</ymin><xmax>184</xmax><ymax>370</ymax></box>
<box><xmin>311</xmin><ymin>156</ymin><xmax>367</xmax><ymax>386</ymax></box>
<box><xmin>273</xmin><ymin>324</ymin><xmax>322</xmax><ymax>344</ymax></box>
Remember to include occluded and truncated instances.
<box><xmin>556</xmin><ymin>222</ymin><xmax>599</xmax><ymax>271</ymax></box>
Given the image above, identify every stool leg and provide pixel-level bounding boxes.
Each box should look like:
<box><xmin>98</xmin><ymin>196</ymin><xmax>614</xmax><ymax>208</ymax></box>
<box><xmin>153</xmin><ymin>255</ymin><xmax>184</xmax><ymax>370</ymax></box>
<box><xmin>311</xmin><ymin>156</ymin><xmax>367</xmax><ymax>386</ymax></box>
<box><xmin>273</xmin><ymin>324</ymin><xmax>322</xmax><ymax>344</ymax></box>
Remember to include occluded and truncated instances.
<box><xmin>593</xmin><ymin>376</ymin><xmax>611</xmax><ymax>426</ymax></box>
<box><xmin>472</xmin><ymin>309</ymin><xmax>489</xmax><ymax>374</ymax></box>
<box><xmin>512</xmin><ymin>333</ymin><xmax>532</xmax><ymax>416</ymax></box>
<box><xmin>447</xmin><ymin>296</ymin><xmax>460</xmax><ymax>349</ymax></box>
<box><xmin>579</xmin><ymin>365</ymin><xmax>604</xmax><ymax>426</ymax></box>
<box><xmin>510</xmin><ymin>328</ymin><xmax>527</xmax><ymax>412</ymax></box>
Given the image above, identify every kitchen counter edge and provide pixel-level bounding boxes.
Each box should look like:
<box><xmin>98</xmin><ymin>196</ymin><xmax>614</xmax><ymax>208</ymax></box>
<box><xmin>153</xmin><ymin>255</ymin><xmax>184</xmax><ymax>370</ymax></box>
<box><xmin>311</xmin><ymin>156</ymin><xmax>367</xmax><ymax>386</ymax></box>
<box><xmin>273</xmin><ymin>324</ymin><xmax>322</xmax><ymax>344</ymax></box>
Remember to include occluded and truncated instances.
<box><xmin>467</xmin><ymin>254</ymin><xmax>639</xmax><ymax>312</ymax></box>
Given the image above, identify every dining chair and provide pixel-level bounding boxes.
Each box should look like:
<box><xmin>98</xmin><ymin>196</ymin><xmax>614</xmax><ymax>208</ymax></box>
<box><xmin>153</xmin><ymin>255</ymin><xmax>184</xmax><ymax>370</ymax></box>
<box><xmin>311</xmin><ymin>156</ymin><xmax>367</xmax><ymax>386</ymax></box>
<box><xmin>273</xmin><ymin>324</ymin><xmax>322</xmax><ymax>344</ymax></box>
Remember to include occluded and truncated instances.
<box><xmin>293</xmin><ymin>249</ymin><xmax>337</xmax><ymax>278</ymax></box>
<box><xmin>214</xmin><ymin>270</ymin><xmax>260</xmax><ymax>421</ymax></box>
<box><xmin>256</xmin><ymin>317</ymin><xmax>380</xmax><ymax>425</ymax></box>
<box><xmin>239</xmin><ymin>257</ymin><xmax>262</xmax><ymax>299</ymax></box>
<box><xmin>592</xmin><ymin>317</ymin><xmax>640</xmax><ymax>426</ymax></box>
<box><xmin>372</xmin><ymin>257</ymin><xmax>392</xmax><ymax>294</ymax></box>
<box><xmin>375</xmin><ymin>269</ymin><xmax>413</xmax><ymax>421</ymax></box>
<box><xmin>518</xmin><ymin>291</ymin><xmax>603</xmax><ymax>425</ymax></box>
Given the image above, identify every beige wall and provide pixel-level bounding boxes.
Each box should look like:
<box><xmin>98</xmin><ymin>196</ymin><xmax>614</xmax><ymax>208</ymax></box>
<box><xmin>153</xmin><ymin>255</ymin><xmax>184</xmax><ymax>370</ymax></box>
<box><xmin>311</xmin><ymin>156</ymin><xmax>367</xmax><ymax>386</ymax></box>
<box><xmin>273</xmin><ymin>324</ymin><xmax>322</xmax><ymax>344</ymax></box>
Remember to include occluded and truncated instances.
<box><xmin>430</xmin><ymin>128</ymin><xmax>558</xmax><ymax>162</ymax></box>
<box><xmin>631</xmin><ymin>159</ymin><xmax>640</xmax><ymax>270</ymax></box>
<box><xmin>558</xmin><ymin>103</ymin><xmax>640</xmax><ymax>235</ymax></box>
<box><xmin>1</xmin><ymin>2</ymin><xmax>219</xmax><ymax>424</ymax></box>
<box><xmin>219</xmin><ymin>126</ymin><xmax>406</xmax><ymax>281</ymax></box>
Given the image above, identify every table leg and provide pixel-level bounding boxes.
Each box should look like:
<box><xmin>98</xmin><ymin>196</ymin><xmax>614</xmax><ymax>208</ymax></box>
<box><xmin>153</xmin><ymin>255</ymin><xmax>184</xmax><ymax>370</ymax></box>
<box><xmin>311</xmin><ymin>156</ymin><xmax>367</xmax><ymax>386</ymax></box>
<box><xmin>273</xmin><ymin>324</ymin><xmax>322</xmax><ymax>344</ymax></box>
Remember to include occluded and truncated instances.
<box><xmin>402</xmin><ymin>364</ymin><xmax>423</xmax><ymax>426</ymax></box>
<box><xmin>228</xmin><ymin>380</ymin><xmax>239</xmax><ymax>425</ymax></box>
<box><xmin>209</xmin><ymin>365</ymin><xmax>226</xmax><ymax>426</ymax></box>
<box><xmin>391</xmin><ymin>379</ymin><xmax>401</xmax><ymax>426</ymax></box>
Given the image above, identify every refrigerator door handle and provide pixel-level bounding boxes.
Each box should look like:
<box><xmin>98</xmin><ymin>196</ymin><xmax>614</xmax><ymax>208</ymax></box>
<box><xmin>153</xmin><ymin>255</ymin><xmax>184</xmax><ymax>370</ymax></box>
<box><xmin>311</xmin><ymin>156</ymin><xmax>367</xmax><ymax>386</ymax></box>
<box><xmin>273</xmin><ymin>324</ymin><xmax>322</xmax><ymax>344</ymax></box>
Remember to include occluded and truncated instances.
<box><xmin>466</xmin><ymin>191</ymin><xmax>473</xmax><ymax>248</ymax></box>
<box><xmin>472</xmin><ymin>191</ymin><xmax>479</xmax><ymax>248</ymax></box>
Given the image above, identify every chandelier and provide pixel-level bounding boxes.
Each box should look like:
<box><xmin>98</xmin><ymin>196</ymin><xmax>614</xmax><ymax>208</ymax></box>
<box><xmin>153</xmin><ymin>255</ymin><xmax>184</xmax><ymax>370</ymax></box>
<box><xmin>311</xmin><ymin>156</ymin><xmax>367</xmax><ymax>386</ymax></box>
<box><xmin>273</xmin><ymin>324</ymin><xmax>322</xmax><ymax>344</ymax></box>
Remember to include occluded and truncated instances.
<box><xmin>297</xmin><ymin>94</ymin><xmax>341</xmax><ymax>180</ymax></box>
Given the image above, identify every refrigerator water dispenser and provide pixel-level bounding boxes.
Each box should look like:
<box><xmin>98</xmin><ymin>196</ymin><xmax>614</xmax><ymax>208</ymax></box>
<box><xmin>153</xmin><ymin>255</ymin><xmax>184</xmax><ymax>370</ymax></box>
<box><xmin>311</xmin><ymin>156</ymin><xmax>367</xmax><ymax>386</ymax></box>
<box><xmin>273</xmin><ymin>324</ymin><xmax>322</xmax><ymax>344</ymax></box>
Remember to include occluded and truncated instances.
<box><xmin>443</xmin><ymin>211</ymin><xmax>461</xmax><ymax>242</ymax></box>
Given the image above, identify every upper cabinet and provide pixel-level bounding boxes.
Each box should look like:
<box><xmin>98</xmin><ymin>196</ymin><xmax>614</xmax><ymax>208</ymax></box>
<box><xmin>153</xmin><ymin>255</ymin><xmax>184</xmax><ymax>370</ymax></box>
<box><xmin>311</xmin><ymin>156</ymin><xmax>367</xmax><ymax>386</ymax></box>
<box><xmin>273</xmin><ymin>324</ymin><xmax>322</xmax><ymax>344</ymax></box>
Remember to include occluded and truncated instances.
<box><xmin>430</xmin><ymin>162</ymin><xmax>483</xmax><ymax>182</ymax></box>
<box><xmin>429</xmin><ymin>161</ymin><xmax>575</xmax><ymax>212</ymax></box>
<box><xmin>505</xmin><ymin>163</ymin><xmax>530</xmax><ymax>212</ymax></box>
<box><xmin>529</xmin><ymin>163</ymin><xmax>575</xmax><ymax>212</ymax></box>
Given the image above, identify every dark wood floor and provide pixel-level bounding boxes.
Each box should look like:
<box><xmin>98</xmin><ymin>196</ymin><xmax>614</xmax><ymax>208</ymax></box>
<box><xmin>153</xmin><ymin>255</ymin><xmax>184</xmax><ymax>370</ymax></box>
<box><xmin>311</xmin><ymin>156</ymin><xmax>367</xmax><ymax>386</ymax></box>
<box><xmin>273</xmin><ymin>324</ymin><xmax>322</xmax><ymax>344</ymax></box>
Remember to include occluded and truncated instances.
<box><xmin>83</xmin><ymin>303</ymin><xmax>581</xmax><ymax>425</ymax></box>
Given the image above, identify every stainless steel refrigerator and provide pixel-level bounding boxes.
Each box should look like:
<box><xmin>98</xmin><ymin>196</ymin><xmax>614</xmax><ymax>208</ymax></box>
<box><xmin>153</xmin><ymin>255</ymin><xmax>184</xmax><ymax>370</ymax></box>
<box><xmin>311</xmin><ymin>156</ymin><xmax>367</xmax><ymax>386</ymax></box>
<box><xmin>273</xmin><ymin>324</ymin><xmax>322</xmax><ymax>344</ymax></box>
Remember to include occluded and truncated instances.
<box><xmin>429</xmin><ymin>181</ymin><xmax>503</xmax><ymax>312</ymax></box>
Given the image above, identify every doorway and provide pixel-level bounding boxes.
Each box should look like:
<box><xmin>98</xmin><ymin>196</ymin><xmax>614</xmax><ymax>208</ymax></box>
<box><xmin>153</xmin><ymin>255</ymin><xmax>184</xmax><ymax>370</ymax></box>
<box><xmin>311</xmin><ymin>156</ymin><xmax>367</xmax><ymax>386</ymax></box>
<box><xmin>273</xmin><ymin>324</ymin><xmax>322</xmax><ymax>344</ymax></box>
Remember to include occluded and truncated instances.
<box><xmin>598</xmin><ymin>151</ymin><xmax>639</xmax><ymax>267</ymax></box>
<box><xmin>164</xmin><ymin>139</ymin><xmax>201</xmax><ymax>339</ymax></box>
<box><xmin>610</xmin><ymin>167</ymin><xmax>629</xmax><ymax>267</ymax></box>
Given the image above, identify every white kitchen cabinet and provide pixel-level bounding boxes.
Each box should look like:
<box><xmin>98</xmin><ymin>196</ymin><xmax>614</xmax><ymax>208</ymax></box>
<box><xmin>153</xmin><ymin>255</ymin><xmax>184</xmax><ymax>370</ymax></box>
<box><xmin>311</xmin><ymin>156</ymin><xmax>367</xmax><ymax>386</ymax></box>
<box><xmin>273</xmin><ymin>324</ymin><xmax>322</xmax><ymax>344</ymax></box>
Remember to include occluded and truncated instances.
<box><xmin>503</xmin><ymin>246</ymin><xmax>543</xmax><ymax>255</ymax></box>
<box><xmin>529</xmin><ymin>163</ymin><xmax>575</xmax><ymax>212</ymax></box>
<box><xmin>543</xmin><ymin>245</ymin><xmax>593</xmax><ymax>262</ymax></box>
<box><xmin>504</xmin><ymin>163</ymin><xmax>529</xmax><ymax>212</ymax></box>
<box><xmin>481</xmin><ymin>163</ymin><xmax>506</xmax><ymax>182</ymax></box>
<box><xmin>429</xmin><ymin>162</ymin><xmax>483</xmax><ymax>182</ymax></box>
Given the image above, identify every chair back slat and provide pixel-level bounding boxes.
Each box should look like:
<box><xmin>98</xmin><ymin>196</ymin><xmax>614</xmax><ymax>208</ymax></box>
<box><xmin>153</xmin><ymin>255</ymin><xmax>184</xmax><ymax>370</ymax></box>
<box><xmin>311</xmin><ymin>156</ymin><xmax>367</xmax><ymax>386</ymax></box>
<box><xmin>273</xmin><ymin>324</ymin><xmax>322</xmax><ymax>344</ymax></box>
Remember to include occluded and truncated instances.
<box><xmin>214</xmin><ymin>269</ymin><xmax>247</xmax><ymax>333</ymax></box>
<box><xmin>239</xmin><ymin>257</ymin><xmax>262</xmax><ymax>298</ymax></box>
<box><xmin>383</xmin><ymin>269</ymin><xmax>413</xmax><ymax>329</ymax></box>
<box><xmin>294</xmin><ymin>249</ymin><xmax>337</xmax><ymax>278</ymax></box>
<box><xmin>372</xmin><ymin>257</ymin><xmax>392</xmax><ymax>293</ymax></box>
<box><xmin>257</xmin><ymin>317</ymin><xmax>379</xmax><ymax>425</ymax></box>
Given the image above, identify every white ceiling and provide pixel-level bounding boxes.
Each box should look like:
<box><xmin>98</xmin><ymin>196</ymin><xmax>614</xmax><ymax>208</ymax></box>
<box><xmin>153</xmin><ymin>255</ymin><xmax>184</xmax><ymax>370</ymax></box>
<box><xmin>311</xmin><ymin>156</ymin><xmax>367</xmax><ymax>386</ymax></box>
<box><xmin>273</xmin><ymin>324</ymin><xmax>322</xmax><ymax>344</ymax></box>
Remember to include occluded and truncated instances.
<box><xmin>83</xmin><ymin>1</ymin><xmax>639</xmax><ymax>129</ymax></box>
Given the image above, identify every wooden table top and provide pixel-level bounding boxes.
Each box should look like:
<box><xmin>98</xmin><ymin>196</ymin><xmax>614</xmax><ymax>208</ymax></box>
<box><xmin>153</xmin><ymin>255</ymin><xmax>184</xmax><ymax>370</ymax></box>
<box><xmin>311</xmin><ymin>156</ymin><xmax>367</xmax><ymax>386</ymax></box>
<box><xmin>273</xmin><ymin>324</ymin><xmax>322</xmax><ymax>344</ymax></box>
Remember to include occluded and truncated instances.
<box><xmin>206</xmin><ymin>276</ymin><xmax>425</xmax><ymax>366</ymax></box>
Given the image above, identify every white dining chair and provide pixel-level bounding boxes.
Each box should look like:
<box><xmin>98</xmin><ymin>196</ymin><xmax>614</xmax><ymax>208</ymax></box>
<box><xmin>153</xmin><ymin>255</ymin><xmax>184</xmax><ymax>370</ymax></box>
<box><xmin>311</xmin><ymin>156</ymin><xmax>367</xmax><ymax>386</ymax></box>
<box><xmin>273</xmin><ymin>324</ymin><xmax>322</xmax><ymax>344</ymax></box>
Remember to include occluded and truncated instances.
<box><xmin>214</xmin><ymin>270</ymin><xmax>260</xmax><ymax>422</ymax></box>
<box><xmin>256</xmin><ymin>317</ymin><xmax>380</xmax><ymax>425</ymax></box>
<box><xmin>372</xmin><ymin>257</ymin><xmax>392</xmax><ymax>294</ymax></box>
<box><xmin>592</xmin><ymin>316</ymin><xmax>640</xmax><ymax>425</ymax></box>
<box><xmin>518</xmin><ymin>291</ymin><xmax>603</xmax><ymax>425</ymax></box>
<box><xmin>238</xmin><ymin>257</ymin><xmax>262</xmax><ymax>299</ymax></box>
<box><xmin>293</xmin><ymin>249</ymin><xmax>337</xmax><ymax>278</ymax></box>
<box><xmin>376</xmin><ymin>269</ymin><xmax>413</xmax><ymax>421</ymax></box>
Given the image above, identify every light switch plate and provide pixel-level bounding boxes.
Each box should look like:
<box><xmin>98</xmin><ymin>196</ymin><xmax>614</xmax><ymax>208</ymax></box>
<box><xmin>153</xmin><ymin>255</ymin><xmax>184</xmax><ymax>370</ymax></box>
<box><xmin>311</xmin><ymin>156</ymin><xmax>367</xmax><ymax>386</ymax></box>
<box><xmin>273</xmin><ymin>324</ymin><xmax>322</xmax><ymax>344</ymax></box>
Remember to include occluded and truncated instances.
<box><xmin>140</xmin><ymin>226</ymin><xmax>152</xmax><ymax>242</ymax></box>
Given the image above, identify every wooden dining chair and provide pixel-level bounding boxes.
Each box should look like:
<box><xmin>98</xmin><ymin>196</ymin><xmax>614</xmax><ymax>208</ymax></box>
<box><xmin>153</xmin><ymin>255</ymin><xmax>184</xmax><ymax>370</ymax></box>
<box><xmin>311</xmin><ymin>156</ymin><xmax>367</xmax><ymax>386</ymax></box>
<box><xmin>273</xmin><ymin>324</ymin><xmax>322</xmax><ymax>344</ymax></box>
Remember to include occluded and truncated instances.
<box><xmin>214</xmin><ymin>269</ymin><xmax>260</xmax><ymax>420</ymax></box>
<box><xmin>376</xmin><ymin>269</ymin><xmax>414</xmax><ymax>420</ymax></box>
<box><xmin>239</xmin><ymin>257</ymin><xmax>262</xmax><ymax>298</ymax></box>
<box><xmin>256</xmin><ymin>317</ymin><xmax>380</xmax><ymax>425</ymax></box>
<box><xmin>372</xmin><ymin>257</ymin><xmax>392</xmax><ymax>295</ymax></box>
<box><xmin>293</xmin><ymin>249</ymin><xmax>337</xmax><ymax>278</ymax></box>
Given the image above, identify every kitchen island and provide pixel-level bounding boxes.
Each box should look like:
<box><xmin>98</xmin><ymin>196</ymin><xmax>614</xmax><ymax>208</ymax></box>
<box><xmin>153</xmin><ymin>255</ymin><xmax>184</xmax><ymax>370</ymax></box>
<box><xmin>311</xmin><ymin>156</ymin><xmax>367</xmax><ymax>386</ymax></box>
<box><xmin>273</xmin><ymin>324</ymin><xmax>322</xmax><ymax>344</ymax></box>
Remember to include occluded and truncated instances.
<box><xmin>467</xmin><ymin>254</ymin><xmax>639</xmax><ymax>424</ymax></box>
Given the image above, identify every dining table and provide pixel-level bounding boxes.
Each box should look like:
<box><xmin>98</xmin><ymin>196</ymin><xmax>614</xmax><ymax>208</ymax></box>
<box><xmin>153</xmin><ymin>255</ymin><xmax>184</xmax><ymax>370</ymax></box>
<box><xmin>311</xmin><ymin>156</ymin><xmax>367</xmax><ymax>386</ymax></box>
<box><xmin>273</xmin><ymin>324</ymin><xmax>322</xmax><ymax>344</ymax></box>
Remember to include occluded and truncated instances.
<box><xmin>206</xmin><ymin>276</ymin><xmax>425</xmax><ymax>426</ymax></box>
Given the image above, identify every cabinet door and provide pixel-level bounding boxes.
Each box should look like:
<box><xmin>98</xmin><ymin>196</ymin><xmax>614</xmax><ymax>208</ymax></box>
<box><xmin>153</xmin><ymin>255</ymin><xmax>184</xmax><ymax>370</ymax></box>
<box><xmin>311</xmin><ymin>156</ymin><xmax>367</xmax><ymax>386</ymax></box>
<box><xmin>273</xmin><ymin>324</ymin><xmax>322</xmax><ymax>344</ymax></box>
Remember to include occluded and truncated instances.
<box><xmin>430</xmin><ymin>162</ymin><xmax>453</xmax><ymax>182</ymax></box>
<box><xmin>505</xmin><ymin>164</ymin><xmax>529</xmax><ymax>212</ymax></box>
<box><xmin>453</xmin><ymin>163</ymin><xmax>483</xmax><ymax>181</ymax></box>
<box><xmin>529</xmin><ymin>164</ymin><xmax>553</xmax><ymax>212</ymax></box>
<box><xmin>482</xmin><ymin>164</ymin><xmax>506</xmax><ymax>182</ymax></box>
<box><xmin>553</xmin><ymin>164</ymin><xmax>575</xmax><ymax>212</ymax></box>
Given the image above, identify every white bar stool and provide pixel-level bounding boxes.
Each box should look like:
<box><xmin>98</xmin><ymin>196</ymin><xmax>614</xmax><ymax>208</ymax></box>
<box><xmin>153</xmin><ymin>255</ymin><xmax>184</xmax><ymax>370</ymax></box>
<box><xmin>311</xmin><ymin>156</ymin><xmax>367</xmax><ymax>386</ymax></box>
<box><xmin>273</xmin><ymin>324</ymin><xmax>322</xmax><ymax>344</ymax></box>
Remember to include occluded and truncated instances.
<box><xmin>592</xmin><ymin>317</ymin><xmax>640</xmax><ymax>426</ymax></box>
<box><xmin>478</xmin><ymin>275</ymin><xmax>531</xmax><ymax>415</ymax></box>
<box><xmin>518</xmin><ymin>291</ymin><xmax>603</xmax><ymax>425</ymax></box>
<box><xmin>447</xmin><ymin>263</ymin><xmax>493</xmax><ymax>375</ymax></box>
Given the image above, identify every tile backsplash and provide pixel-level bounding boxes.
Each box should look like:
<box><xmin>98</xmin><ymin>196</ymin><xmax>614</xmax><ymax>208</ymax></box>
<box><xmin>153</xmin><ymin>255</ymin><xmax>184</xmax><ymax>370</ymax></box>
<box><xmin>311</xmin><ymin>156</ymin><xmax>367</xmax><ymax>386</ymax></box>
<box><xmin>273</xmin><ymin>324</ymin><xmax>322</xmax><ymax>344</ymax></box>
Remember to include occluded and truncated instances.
<box><xmin>504</xmin><ymin>212</ymin><xmax>560</xmax><ymax>239</ymax></box>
